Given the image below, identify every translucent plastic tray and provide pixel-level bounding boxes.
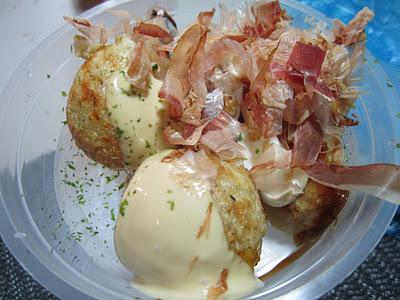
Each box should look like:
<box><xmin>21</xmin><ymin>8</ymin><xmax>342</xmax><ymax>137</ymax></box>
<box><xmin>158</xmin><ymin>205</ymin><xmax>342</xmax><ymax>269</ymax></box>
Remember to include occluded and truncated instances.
<box><xmin>0</xmin><ymin>0</ymin><xmax>398</xmax><ymax>299</ymax></box>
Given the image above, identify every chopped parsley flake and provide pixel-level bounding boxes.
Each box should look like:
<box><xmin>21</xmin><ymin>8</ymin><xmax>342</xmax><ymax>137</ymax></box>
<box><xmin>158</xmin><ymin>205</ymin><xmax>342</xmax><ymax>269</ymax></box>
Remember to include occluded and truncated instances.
<box><xmin>111</xmin><ymin>209</ymin><xmax>116</xmax><ymax>221</ymax></box>
<box><xmin>47</xmin><ymin>74</ymin><xmax>51</xmax><ymax>79</ymax></box>
<box><xmin>229</xmin><ymin>194</ymin><xmax>236</xmax><ymax>201</ymax></box>
<box><xmin>166</xmin><ymin>199</ymin><xmax>175</xmax><ymax>211</ymax></box>
<box><xmin>61</xmin><ymin>91</ymin><xmax>67</xmax><ymax>97</ymax></box>
<box><xmin>235</xmin><ymin>133</ymin><xmax>243</xmax><ymax>142</ymax></box>
<box><xmin>112</xmin><ymin>104</ymin><xmax>118</xmax><ymax>109</ymax></box>
<box><xmin>115</xmin><ymin>127</ymin><xmax>124</xmax><ymax>138</ymax></box>
<box><xmin>152</xmin><ymin>64</ymin><xmax>159</xmax><ymax>71</ymax></box>
<box><xmin>62</xmin><ymin>120</ymin><xmax>67</xmax><ymax>125</ymax></box>
<box><xmin>119</xmin><ymin>199</ymin><xmax>129</xmax><ymax>216</ymax></box>
<box><xmin>121</xmin><ymin>88</ymin><xmax>130</xmax><ymax>95</ymax></box>
<box><xmin>105</xmin><ymin>174</ymin><xmax>119</xmax><ymax>183</ymax></box>
<box><xmin>145</xmin><ymin>140</ymin><xmax>151</xmax><ymax>149</ymax></box>
<box><xmin>118</xmin><ymin>182</ymin><xmax>126</xmax><ymax>190</ymax></box>
<box><xmin>396</xmin><ymin>143</ymin><xmax>400</xmax><ymax>149</ymax></box>
<box><xmin>71</xmin><ymin>232</ymin><xmax>83</xmax><ymax>242</ymax></box>
<box><xmin>386</xmin><ymin>80</ymin><xmax>394</xmax><ymax>88</ymax></box>
<box><xmin>167</xmin><ymin>189</ymin><xmax>173</xmax><ymax>194</ymax></box>
<box><xmin>137</xmin><ymin>118</ymin><xmax>141</xmax><ymax>123</ymax></box>
<box><xmin>77</xmin><ymin>194</ymin><xmax>85</xmax><ymax>205</ymax></box>
<box><xmin>67</xmin><ymin>162</ymin><xmax>76</xmax><ymax>170</ymax></box>
<box><xmin>62</xmin><ymin>180</ymin><xmax>77</xmax><ymax>188</ymax></box>
<box><xmin>255</xmin><ymin>148</ymin><xmax>260</xmax><ymax>154</ymax></box>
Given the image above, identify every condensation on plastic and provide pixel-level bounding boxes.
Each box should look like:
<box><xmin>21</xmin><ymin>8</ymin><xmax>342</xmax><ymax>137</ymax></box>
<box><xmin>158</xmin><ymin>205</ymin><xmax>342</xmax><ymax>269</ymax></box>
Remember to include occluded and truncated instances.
<box><xmin>0</xmin><ymin>1</ymin><xmax>399</xmax><ymax>300</ymax></box>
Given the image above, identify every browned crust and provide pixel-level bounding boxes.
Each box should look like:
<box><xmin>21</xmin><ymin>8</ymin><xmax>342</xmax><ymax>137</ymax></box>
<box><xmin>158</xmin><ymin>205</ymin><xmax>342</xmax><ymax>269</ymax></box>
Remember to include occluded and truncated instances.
<box><xmin>66</xmin><ymin>44</ymin><xmax>127</xmax><ymax>170</ymax></box>
<box><xmin>264</xmin><ymin>179</ymin><xmax>347</xmax><ymax>245</ymax></box>
<box><xmin>211</xmin><ymin>158</ymin><xmax>266</xmax><ymax>267</ymax></box>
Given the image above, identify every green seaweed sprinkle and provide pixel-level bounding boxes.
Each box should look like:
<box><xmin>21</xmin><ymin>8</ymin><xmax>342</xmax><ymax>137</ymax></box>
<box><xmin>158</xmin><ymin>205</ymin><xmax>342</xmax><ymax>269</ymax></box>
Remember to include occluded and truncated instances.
<box><xmin>166</xmin><ymin>199</ymin><xmax>175</xmax><ymax>211</ymax></box>
<box><xmin>105</xmin><ymin>174</ymin><xmax>119</xmax><ymax>184</ymax></box>
<box><xmin>115</xmin><ymin>127</ymin><xmax>124</xmax><ymax>138</ymax></box>
<box><xmin>119</xmin><ymin>199</ymin><xmax>129</xmax><ymax>216</ymax></box>
<box><xmin>118</xmin><ymin>182</ymin><xmax>126</xmax><ymax>190</ymax></box>
<box><xmin>77</xmin><ymin>194</ymin><xmax>85</xmax><ymax>205</ymax></box>
<box><xmin>120</xmin><ymin>88</ymin><xmax>130</xmax><ymax>95</ymax></box>
<box><xmin>235</xmin><ymin>133</ymin><xmax>243</xmax><ymax>142</ymax></box>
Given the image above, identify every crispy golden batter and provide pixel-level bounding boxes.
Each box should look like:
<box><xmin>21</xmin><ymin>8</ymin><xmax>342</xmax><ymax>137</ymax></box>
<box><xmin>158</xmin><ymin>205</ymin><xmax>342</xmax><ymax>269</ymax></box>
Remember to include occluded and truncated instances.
<box><xmin>211</xmin><ymin>158</ymin><xmax>266</xmax><ymax>267</ymax></box>
<box><xmin>66</xmin><ymin>36</ymin><xmax>134</xmax><ymax>169</ymax></box>
<box><xmin>264</xmin><ymin>180</ymin><xmax>347</xmax><ymax>244</ymax></box>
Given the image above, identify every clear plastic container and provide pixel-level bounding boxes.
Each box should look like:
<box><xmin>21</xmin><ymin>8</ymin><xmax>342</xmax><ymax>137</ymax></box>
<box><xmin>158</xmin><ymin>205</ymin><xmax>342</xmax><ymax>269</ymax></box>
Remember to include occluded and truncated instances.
<box><xmin>0</xmin><ymin>0</ymin><xmax>398</xmax><ymax>299</ymax></box>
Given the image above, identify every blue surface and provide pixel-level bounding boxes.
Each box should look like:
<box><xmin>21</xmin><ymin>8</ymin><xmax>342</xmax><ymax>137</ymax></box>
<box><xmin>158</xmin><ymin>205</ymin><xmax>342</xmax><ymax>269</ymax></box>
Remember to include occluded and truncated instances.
<box><xmin>298</xmin><ymin>0</ymin><xmax>400</xmax><ymax>65</ymax></box>
<box><xmin>298</xmin><ymin>0</ymin><xmax>400</xmax><ymax>92</ymax></box>
<box><xmin>298</xmin><ymin>0</ymin><xmax>400</xmax><ymax>237</ymax></box>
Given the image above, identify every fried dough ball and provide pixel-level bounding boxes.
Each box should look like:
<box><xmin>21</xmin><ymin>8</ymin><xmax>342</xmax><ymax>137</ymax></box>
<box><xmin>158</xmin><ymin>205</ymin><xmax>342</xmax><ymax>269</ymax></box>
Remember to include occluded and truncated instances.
<box><xmin>66</xmin><ymin>36</ymin><xmax>133</xmax><ymax>169</ymax></box>
<box><xmin>264</xmin><ymin>180</ymin><xmax>347</xmax><ymax>244</ymax></box>
<box><xmin>114</xmin><ymin>150</ymin><xmax>265</xmax><ymax>298</ymax></box>
<box><xmin>67</xmin><ymin>35</ymin><xmax>169</xmax><ymax>170</ymax></box>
